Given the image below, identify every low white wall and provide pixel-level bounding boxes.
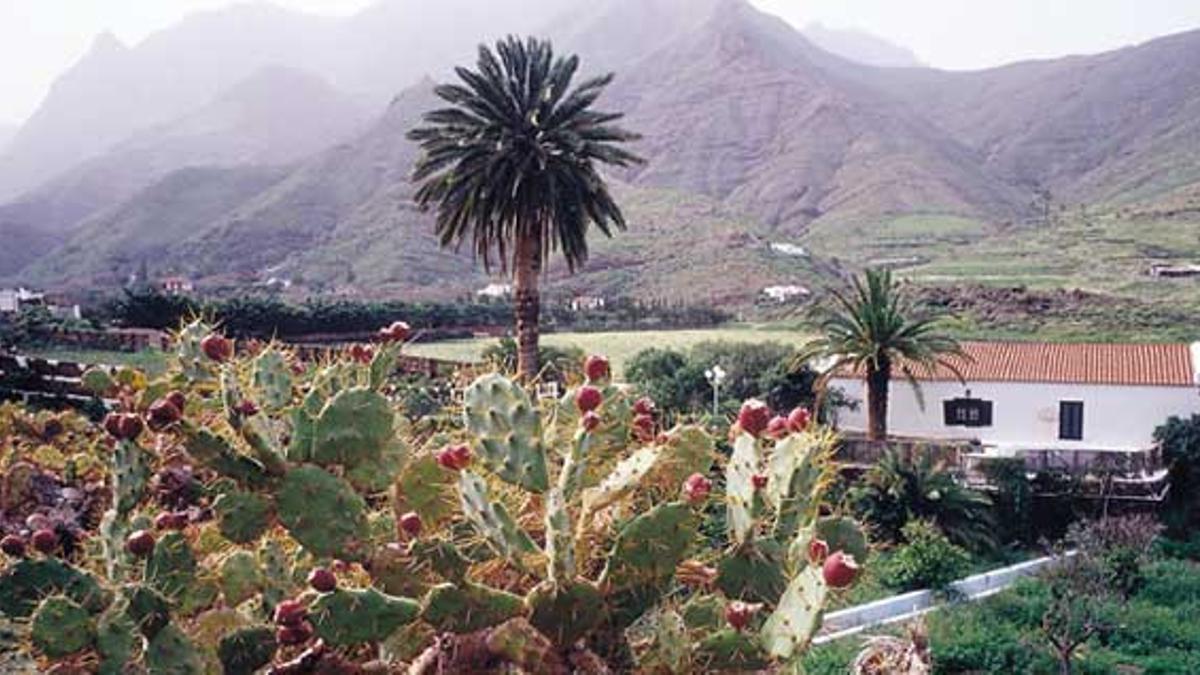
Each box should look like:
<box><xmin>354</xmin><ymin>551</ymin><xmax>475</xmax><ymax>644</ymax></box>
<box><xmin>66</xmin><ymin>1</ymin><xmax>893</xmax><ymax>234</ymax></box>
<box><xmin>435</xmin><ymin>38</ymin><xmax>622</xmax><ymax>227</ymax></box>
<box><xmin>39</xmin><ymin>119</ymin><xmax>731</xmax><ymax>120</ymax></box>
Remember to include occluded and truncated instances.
<box><xmin>831</xmin><ymin>378</ymin><xmax>1199</xmax><ymax>450</ymax></box>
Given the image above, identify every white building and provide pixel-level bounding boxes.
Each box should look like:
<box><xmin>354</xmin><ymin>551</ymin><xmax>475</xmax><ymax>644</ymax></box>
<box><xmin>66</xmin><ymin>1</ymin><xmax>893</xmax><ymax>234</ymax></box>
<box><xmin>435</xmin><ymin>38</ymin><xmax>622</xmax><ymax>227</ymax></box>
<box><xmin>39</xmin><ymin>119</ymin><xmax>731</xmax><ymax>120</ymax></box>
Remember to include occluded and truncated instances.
<box><xmin>570</xmin><ymin>295</ymin><xmax>606</xmax><ymax>311</ymax></box>
<box><xmin>476</xmin><ymin>283</ymin><xmax>512</xmax><ymax>300</ymax></box>
<box><xmin>830</xmin><ymin>341</ymin><xmax>1200</xmax><ymax>454</ymax></box>
<box><xmin>0</xmin><ymin>288</ymin><xmax>45</xmax><ymax>314</ymax></box>
<box><xmin>762</xmin><ymin>285</ymin><xmax>811</xmax><ymax>304</ymax></box>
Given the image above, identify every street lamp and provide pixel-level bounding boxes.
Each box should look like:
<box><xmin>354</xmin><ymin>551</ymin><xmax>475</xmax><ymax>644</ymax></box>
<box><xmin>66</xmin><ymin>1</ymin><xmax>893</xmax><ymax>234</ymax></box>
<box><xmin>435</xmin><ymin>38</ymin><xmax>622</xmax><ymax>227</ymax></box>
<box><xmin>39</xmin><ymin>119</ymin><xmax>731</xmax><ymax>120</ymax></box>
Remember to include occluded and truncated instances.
<box><xmin>704</xmin><ymin>365</ymin><xmax>727</xmax><ymax>418</ymax></box>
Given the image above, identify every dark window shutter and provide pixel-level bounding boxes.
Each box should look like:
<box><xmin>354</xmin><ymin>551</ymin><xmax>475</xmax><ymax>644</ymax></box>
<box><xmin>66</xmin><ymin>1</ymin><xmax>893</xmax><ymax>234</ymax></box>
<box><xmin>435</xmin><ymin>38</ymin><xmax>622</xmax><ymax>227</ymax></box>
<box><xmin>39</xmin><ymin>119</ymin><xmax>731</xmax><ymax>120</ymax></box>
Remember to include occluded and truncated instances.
<box><xmin>1059</xmin><ymin>401</ymin><xmax>1084</xmax><ymax>440</ymax></box>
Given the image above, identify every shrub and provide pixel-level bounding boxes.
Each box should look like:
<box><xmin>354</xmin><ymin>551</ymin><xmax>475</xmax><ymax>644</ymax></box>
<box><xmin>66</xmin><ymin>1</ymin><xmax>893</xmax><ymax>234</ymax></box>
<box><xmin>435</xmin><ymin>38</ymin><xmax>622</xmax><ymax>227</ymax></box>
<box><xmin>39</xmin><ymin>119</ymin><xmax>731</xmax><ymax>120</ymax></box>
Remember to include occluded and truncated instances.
<box><xmin>879</xmin><ymin>520</ymin><xmax>971</xmax><ymax>592</ymax></box>
<box><xmin>1155</xmin><ymin>414</ymin><xmax>1200</xmax><ymax>531</ymax></box>
<box><xmin>850</xmin><ymin>446</ymin><xmax>996</xmax><ymax>552</ymax></box>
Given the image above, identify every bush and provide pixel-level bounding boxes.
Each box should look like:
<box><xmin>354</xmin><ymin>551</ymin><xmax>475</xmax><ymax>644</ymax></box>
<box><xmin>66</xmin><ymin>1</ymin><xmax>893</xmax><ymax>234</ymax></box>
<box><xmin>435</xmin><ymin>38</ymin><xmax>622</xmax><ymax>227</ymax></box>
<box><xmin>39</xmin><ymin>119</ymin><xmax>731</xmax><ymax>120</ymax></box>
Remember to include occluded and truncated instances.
<box><xmin>1155</xmin><ymin>414</ymin><xmax>1200</xmax><ymax>531</ymax></box>
<box><xmin>879</xmin><ymin>520</ymin><xmax>971</xmax><ymax>592</ymax></box>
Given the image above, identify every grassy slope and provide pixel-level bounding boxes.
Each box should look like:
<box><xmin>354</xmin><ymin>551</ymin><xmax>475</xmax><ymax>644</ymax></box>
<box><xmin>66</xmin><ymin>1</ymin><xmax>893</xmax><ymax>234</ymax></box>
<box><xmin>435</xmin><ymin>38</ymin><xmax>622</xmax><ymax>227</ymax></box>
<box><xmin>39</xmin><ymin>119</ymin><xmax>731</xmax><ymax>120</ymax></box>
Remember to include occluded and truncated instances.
<box><xmin>408</xmin><ymin>325</ymin><xmax>809</xmax><ymax>376</ymax></box>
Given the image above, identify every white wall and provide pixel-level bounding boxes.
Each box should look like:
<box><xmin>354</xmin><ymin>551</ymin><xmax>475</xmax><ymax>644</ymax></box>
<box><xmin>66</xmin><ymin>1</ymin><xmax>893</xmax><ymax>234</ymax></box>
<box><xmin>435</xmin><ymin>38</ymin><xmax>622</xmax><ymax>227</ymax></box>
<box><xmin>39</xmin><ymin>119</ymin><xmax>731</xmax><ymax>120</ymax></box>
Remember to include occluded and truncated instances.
<box><xmin>831</xmin><ymin>377</ymin><xmax>1200</xmax><ymax>450</ymax></box>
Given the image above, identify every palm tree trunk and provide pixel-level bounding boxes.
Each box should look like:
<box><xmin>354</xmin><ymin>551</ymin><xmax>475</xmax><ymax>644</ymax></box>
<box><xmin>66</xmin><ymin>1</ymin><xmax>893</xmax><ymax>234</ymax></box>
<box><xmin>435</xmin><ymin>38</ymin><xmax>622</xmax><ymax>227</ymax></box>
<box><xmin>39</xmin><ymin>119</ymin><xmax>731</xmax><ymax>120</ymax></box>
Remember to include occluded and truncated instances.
<box><xmin>866</xmin><ymin>359</ymin><xmax>890</xmax><ymax>441</ymax></box>
<box><xmin>513</xmin><ymin>230</ymin><xmax>542</xmax><ymax>381</ymax></box>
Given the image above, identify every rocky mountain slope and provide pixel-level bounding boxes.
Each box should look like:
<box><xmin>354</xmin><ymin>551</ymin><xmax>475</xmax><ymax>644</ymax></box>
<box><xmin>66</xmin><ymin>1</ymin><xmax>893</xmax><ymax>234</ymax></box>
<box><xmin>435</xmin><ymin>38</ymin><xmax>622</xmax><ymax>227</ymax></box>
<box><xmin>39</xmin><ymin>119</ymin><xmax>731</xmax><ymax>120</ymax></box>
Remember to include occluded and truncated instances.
<box><xmin>3</xmin><ymin>0</ymin><xmax>1199</xmax><ymax>305</ymax></box>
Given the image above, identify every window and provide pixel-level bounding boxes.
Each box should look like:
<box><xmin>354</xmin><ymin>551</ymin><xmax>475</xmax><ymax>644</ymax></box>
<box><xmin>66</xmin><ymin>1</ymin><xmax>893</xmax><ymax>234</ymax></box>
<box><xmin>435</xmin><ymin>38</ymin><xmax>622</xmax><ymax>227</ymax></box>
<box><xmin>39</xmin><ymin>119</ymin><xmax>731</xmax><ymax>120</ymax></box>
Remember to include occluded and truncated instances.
<box><xmin>1059</xmin><ymin>401</ymin><xmax>1084</xmax><ymax>440</ymax></box>
<box><xmin>943</xmin><ymin>398</ymin><xmax>993</xmax><ymax>427</ymax></box>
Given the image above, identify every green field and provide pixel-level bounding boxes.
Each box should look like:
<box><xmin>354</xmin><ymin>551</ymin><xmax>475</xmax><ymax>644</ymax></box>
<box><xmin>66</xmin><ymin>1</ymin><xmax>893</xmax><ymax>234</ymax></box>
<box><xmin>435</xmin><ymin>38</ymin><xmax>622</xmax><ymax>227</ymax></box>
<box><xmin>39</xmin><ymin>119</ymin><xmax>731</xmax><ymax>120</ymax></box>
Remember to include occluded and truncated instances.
<box><xmin>408</xmin><ymin>325</ymin><xmax>810</xmax><ymax>376</ymax></box>
<box><xmin>26</xmin><ymin>348</ymin><xmax>170</xmax><ymax>375</ymax></box>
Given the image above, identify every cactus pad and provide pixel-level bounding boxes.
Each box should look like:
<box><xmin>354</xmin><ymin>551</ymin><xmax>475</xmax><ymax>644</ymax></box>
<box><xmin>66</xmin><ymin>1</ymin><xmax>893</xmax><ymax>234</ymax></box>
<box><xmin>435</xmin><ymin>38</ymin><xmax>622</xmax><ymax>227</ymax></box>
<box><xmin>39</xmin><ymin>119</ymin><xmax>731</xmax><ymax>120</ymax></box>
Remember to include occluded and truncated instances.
<box><xmin>694</xmin><ymin>628</ymin><xmax>770</xmax><ymax>671</ymax></box>
<box><xmin>393</xmin><ymin>453</ymin><xmax>457</xmax><ymax>530</ymax></box>
<box><xmin>218</xmin><ymin>626</ymin><xmax>277</xmax><ymax>675</ymax></box>
<box><xmin>124</xmin><ymin>583</ymin><xmax>172</xmax><ymax>639</ymax></box>
<box><xmin>310</xmin><ymin>587</ymin><xmax>420</xmax><ymax>646</ymax></box>
<box><xmin>219</xmin><ymin>551</ymin><xmax>262</xmax><ymax>606</ymax></box>
<box><xmin>31</xmin><ymin>595</ymin><xmax>94</xmax><ymax>658</ymax></box>
<box><xmin>276</xmin><ymin>465</ymin><xmax>371</xmax><ymax>561</ymax></box>
<box><xmin>761</xmin><ymin>565</ymin><xmax>828</xmax><ymax>660</ymax></box>
<box><xmin>182</xmin><ymin>425</ymin><xmax>271</xmax><ymax>488</ymax></box>
<box><xmin>252</xmin><ymin>349</ymin><xmax>293</xmax><ymax>409</ymax></box>
<box><xmin>0</xmin><ymin>558</ymin><xmax>109</xmax><ymax>617</ymax></box>
<box><xmin>112</xmin><ymin>440</ymin><xmax>152</xmax><ymax>514</ymax></box>
<box><xmin>312</xmin><ymin>387</ymin><xmax>396</xmax><ymax>468</ymax></box>
<box><xmin>213</xmin><ymin>490</ymin><xmax>272</xmax><ymax>544</ymax></box>
<box><xmin>146</xmin><ymin>531</ymin><xmax>197</xmax><ymax>600</ymax></box>
<box><xmin>602</xmin><ymin>502</ymin><xmax>698</xmax><ymax>590</ymax></box>
<box><xmin>527</xmin><ymin>580</ymin><xmax>604</xmax><ymax>646</ymax></box>
<box><xmin>463</xmin><ymin>373</ymin><xmax>549</xmax><ymax>492</ymax></box>
<box><xmin>716</xmin><ymin>539</ymin><xmax>789</xmax><ymax>606</ymax></box>
<box><xmin>811</xmin><ymin>515</ymin><xmax>869</xmax><ymax>563</ymax></box>
<box><xmin>458</xmin><ymin>470</ymin><xmax>538</xmax><ymax>562</ymax></box>
<box><xmin>626</xmin><ymin>608</ymin><xmax>690</xmax><ymax>673</ymax></box>
<box><xmin>726</xmin><ymin>433</ymin><xmax>762</xmax><ymax>546</ymax></box>
<box><xmin>421</xmin><ymin>582</ymin><xmax>525</xmax><ymax>634</ymax></box>
<box><xmin>96</xmin><ymin>600</ymin><xmax>139</xmax><ymax>675</ymax></box>
<box><xmin>145</xmin><ymin>624</ymin><xmax>205</xmax><ymax>674</ymax></box>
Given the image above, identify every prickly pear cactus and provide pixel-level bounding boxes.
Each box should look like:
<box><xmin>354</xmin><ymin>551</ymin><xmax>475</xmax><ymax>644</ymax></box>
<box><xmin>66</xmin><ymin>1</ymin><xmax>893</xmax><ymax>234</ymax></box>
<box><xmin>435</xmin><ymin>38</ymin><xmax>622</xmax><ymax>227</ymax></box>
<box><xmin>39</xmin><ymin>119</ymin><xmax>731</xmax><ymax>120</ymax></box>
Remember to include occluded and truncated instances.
<box><xmin>761</xmin><ymin>565</ymin><xmax>829</xmax><ymax>660</ymax></box>
<box><xmin>31</xmin><ymin>595</ymin><xmax>94</xmax><ymax>658</ymax></box>
<box><xmin>458</xmin><ymin>470</ymin><xmax>539</xmax><ymax>562</ymax></box>
<box><xmin>463</xmin><ymin>373</ymin><xmax>549</xmax><ymax>492</ymax></box>
<box><xmin>251</xmin><ymin>348</ymin><xmax>293</xmax><ymax>409</ymax></box>
<box><xmin>310</xmin><ymin>587</ymin><xmax>421</xmax><ymax>645</ymax></box>
<box><xmin>276</xmin><ymin>465</ymin><xmax>371</xmax><ymax>560</ymax></box>
<box><xmin>312</xmin><ymin>387</ymin><xmax>397</xmax><ymax>468</ymax></box>
<box><xmin>217</xmin><ymin>625</ymin><xmax>276</xmax><ymax>675</ymax></box>
<box><xmin>421</xmin><ymin>582</ymin><xmax>525</xmax><ymax>633</ymax></box>
<box><xmin>213</xmin><ymin>490</ymin><xmax>271</xmax><ymax>544</ymax></box>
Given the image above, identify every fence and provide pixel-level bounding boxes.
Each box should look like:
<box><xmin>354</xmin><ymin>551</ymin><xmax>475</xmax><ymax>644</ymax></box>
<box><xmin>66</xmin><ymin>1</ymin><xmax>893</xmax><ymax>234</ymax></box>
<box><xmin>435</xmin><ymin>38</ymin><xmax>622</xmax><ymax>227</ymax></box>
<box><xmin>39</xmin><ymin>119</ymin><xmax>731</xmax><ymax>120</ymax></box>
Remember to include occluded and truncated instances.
<box><xmin>815</xmin><ymin>553</ymin><xmax>1065</xmax><ymax>644</ymax></box>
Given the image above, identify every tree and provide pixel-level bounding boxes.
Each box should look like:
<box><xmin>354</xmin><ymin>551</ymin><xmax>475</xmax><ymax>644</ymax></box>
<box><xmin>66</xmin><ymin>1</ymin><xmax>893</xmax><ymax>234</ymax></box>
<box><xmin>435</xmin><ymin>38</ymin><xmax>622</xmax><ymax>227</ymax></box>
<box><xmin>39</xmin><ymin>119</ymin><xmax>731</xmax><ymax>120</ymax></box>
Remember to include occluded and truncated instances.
<box><xmin>799</xmin><ymin>268</ymin><xmax>965</xmax><ymax>440</ymax></box>
<box><xmin>851</xmin><ymin>446</ymin><xmax>996</xmax><ymax>552</ymax></box>
<box><xmin>408</xmin><ymin>36</ymin><xmax>642</xmax><ymax>380</ymax></box>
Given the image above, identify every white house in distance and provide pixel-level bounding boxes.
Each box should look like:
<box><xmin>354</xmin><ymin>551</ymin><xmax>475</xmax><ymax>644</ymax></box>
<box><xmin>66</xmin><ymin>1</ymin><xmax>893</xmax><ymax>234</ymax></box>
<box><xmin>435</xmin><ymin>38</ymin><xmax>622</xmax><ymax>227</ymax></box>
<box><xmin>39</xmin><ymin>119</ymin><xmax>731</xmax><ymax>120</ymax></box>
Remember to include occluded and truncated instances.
<box><xmin>830</xmin><ymin>341</ymin><xmax>1200</xmax><ymax>455</ymax></box>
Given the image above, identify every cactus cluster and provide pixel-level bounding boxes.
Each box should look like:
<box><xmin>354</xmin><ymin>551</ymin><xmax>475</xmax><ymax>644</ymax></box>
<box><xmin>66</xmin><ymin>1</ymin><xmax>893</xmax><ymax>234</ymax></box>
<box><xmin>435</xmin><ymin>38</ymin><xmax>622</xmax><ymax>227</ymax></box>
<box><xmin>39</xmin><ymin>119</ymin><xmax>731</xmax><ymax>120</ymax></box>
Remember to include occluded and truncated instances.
<box><xmin>0</xmin><ymin>320</ymin><xmax>863</xmax><ymax>672</ymax></box>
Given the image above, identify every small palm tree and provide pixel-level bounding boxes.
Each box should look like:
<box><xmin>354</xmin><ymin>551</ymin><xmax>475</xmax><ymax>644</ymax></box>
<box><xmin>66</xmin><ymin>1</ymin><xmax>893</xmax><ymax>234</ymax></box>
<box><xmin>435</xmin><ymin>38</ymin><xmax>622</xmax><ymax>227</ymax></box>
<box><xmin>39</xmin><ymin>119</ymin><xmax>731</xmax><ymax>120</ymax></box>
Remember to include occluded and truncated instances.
<box><xmin>799</xmin><ymin>268</ymin><xmax>966</xmax><ymax>440</ymax></box>
<box><xmin>408</xmin><ymin>36</ymin><xmax>642</xmax><ymax>380</ymax></box>
<box><xmin>851</xmin><ymin>447</ymin><xmax>997</xmax><ymax>552</ymax></box>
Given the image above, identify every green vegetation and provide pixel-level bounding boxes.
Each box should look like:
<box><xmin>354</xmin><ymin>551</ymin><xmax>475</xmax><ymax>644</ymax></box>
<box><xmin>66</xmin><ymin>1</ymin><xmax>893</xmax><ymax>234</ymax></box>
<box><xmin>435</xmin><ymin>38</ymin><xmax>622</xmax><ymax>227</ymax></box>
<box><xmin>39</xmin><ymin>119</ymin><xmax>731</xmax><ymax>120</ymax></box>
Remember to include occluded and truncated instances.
<box><xmin>409</xmin><ymin>325</ymin><xmax>811</xmax><ymax>375</ymax></box>
<box><xmin>407</xmin><ymin>36</ymin><xmax>642</xmax><ymax>379</ymax></box>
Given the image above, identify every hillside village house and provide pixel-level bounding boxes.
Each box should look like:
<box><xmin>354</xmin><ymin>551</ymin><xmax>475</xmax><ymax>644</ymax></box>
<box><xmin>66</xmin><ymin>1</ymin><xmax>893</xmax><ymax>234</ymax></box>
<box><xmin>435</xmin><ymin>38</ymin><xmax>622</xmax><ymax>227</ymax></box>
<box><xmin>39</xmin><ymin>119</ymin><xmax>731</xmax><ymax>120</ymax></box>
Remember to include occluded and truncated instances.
<box><xmin>830</xmin><ymin>342</ymin><xmax>1200</xmax><ymax>498</ymax></box>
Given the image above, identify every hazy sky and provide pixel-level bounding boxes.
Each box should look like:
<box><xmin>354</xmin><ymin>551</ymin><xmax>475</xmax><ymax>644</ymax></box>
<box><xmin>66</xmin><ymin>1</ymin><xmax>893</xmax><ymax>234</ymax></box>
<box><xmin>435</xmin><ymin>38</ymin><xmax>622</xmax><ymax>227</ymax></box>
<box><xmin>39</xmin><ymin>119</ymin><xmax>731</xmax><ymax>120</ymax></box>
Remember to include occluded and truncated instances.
<box><xmin>2</xmin><ymin>0</ymin><xmax>1200</xmax><ymax>126</ymax></box>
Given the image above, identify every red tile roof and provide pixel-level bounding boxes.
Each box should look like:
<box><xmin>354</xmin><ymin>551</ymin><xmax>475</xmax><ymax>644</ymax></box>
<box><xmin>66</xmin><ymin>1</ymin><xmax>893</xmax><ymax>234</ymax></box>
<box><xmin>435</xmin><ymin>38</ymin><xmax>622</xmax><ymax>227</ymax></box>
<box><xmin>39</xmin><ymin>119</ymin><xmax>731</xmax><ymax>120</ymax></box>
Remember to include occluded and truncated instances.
<box><xmin>835</xmin><ymin>341</ymin><xmax>1197</xmax><ymax>387</ymax></box>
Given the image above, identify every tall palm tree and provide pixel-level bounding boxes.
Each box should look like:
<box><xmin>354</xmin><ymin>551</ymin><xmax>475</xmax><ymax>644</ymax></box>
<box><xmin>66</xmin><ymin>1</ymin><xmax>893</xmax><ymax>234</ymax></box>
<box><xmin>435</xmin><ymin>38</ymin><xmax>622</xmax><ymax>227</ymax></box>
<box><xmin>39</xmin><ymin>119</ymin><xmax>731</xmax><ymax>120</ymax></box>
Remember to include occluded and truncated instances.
<box><xmin>800</xmin><ymin>268</ymin><xmax>966</xmax><ymax>441</ymax></box>
<box><xmin>408</xmin><ymin>36</ymin><xmax>642</xmax><ymax>380</ymax></box>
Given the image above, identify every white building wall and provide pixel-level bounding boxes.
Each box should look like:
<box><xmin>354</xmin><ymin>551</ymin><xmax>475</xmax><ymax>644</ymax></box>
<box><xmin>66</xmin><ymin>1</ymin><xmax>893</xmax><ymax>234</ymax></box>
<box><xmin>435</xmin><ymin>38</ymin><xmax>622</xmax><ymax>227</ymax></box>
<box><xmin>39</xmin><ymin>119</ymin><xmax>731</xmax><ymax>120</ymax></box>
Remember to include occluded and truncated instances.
<box><xmin>830</xmin><ymin>377</ymin><xmax>1200</xmax><ymax>451</ymax></box>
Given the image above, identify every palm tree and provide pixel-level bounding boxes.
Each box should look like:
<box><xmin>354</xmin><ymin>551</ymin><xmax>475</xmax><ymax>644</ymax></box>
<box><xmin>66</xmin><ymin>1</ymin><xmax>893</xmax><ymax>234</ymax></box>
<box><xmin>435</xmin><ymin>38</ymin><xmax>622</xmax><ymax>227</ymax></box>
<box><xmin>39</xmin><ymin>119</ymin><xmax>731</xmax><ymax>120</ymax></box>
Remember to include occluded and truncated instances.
<box><xmin>851</xmin><ymin>446</ymin><xmax>997</xmax><ymax>552</ymax></box>
<box><xmin>408</xmin><ymin>36</ymin><xmax>642</xmax><ymax>380</ymax></box>
<box><xmin>799</xmin><ymin>268</ymin><xmax>966</xmax><ymax>441</ymax></box>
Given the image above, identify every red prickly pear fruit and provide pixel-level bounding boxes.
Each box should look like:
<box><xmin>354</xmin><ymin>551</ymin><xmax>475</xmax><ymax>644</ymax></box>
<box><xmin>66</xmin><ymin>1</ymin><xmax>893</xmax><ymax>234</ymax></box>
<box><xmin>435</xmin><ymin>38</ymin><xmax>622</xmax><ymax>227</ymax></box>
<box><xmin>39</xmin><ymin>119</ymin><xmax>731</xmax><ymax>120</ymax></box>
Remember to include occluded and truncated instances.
<box><xmin>724</xmin><ymin>601</ymin><xmax>762</xmax><ymax>631</ymax></box>
<box><xmin>234</xmin><ymin>400</ymin><xmax>260</xmax><ymax>417</ymax></box>
<box><xmin>822</xmin><ymin>551</ymin><xmax>859</xmax><ymax>589</ymax></box>
<box><xmin>436</xmin><ymin>445</ymin><xmax>471</xmax><ymax>471</ymax></box>
<box><xmin>147</xmin><ymin>399</ymin><xmax>182</xmax><ymax>431</ymax></box>
<box><xmin>583</xmin><ymin>355</ymin><xmax>610</xmax><ymax>382</ymax></box>
<box><xmin>766</xmin><ymin>416</ymin><xmax>789</xmax><ymax>439</ymax></box>
<box><xmin>276</xmin><ymin>621</ymin><xmax>313</xmax><ymax>646</ymax></box>
<box><xmin>632</xmin><ymin>397</ymin><xmax>656</xmax><ymax>416</ymax></box>
<box><xmin>154</xmin><ymin>512</ymin><xmax>188</xmax><ymax>531</ymax></box>
<box><xmin>682</xmin><ymin>473</ymin><xmax>712</xmax><ymax>505</ymax></box>
<box><xmin>737</xmin><ymin>400</ymin><xmax>772</xmax><ymax>437</ymax></box>
<box><xmin>575</xmin><ymin>386</ymin><xmax>603</xmax><ymax>413</ymax></box>
<box><xmin>26</xmin><ymin>514</ymin><xmax>52</xmax><ymax>531</ymax></box>
<box><xmin>1</xmin><ymin>534</ymin><xmax>27</xmax><ymax>557</ymax></box>
<box><xmin>580</xmin><ymin>411</ymin><xmax>601</xmax><ymax>432</ymax></box>
<box><xmin>399</xmin><ymin>511</ymin><xmax>422</xmax><ymax>538</ymax></box>
<box><xmin>655</xmin><ymin>432</ymin><xmax>671</xmax><ymax>445</ymax></box>
<box><xmin>751</xmin><ymin>474</ymin><xmax>768</xmax><ymax>490</ymax></box>
<box><xmin>307</xmin><ymin>568</ymin><xmax>337</xmax><ymax>593</ymax></box>
<box><xmin>632</xmin><ymin>413</ymin><xmax>655</xmax><ymax>442</ymax></box>
<box><xmin>808</xmin><ymin>538</ymin><xmax>830</xmax><ymax>564</ymax></box>
<box><xmin>125</xmin><ymin>528</ymin><xmax>154</xmax><ymax>552</ymax></box>
<box><xmin>273</xmin><ymin>599</ymin><xmax>308</xmax><ymax>627</ymax></box>
<box><xmin>125</xmin><ymin>530</ymin><xmax>156</xmax><ymax>558</ymax></box>
<box><xmin>201</xmin><ymin>334</ymin><xmax>233</xmax><ymax>362</ymax></box>
<box><xmin>166</xmin><ymin>391</ymin><xmax>187</xmax><ymax>414</ymax></box>
<box><xmin>788</xmin><ymin>407</ymin><xmax>812</xmax><ymax>433</ymax></box>
<box><xmin>117</xmin><ymin>414</ymin><xmax>144</xmax><ymax>441</ymax></box>
<box><xmin>30</xmin><ymin>529</ymin><xmax>58</xmax><ymax>554</ymax></box>
<box><xmin>379</xmin><ymin>321</ymin><xmax>410</xmax><ymax>343</ymax></box>
<box><xmin>103</xmin><ymin>413</ymin><xmax>124</xmax><ymax>439</ymax></box>
<box><xmin>349</xmin><ymin>344</ymin><xmax>374</xmax><ymax>364</ymax></box>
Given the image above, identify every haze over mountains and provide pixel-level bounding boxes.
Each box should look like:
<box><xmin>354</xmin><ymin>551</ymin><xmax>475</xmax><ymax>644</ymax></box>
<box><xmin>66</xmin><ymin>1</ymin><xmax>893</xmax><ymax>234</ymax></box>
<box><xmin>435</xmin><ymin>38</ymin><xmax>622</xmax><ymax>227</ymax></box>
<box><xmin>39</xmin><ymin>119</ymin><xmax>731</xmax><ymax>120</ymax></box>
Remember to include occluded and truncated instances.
<box><xmin>2</xmin><ymin>0</ymin><xmax>1199</xmax><ymax>301</ymax></box>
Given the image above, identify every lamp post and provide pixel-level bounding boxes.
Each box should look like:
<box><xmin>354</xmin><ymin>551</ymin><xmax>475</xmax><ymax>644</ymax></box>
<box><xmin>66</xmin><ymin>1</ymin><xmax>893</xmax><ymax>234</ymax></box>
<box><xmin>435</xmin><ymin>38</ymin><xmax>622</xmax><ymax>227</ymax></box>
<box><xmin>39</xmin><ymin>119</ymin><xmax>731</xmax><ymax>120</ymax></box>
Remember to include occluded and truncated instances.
<box><xmin>704</xmin><ymin>365</ymin><xmax>727</xmax><ymax>418</ymax></box>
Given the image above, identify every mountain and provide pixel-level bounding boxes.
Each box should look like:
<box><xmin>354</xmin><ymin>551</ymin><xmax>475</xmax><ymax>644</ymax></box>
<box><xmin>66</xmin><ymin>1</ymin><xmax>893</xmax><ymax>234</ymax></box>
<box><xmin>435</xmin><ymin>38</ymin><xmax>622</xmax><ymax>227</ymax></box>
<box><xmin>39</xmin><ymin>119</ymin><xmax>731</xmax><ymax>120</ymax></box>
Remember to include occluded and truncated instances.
<box><xmin>801</xmin><ymin>22</ymin><xmax>923</xmax><ymax>68</ymax></box>
<box><xmin>0</xmin><ymin>124</ymin><xmax>14</xmax><ymax>153</ymax></box>
<box><xmin>607</xmin><ymin>0</ymin><xmax>1024</xmax><ymax>230</ymax></box>
<box><xmin>0</xmin><ymin>66</ymin><xmax>369</xmax><ymax>277</ymax></box>
<box><xmin>846</xmin><ymin>28</ymin><xmax>1200</xmax><ymax>205</ymax></box>
<box><xmin>0</xmin><ymin>0</ymin><xmax>582</xmax><ymax>201</ymax></box>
